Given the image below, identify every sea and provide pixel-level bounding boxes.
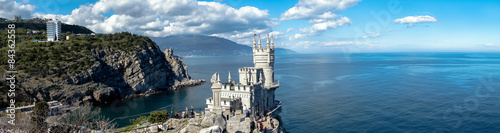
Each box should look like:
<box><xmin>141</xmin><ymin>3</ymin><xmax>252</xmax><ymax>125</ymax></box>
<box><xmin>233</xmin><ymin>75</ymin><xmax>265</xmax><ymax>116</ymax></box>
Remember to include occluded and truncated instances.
<box><xmin>98</xmin><ymin>53</ymin><xmax>500</xmax><ymax>132</ymax></box>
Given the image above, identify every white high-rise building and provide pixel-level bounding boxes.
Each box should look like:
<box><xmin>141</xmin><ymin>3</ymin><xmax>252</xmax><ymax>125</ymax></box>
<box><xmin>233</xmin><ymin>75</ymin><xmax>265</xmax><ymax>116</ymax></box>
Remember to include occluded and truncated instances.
<box><xmin>47</xmin><ymin>19</ymin><xmax>61</xmax><ymax>41</ymax></box>
<box><xmin>13</xmin><ymin>15</ymin><xmax>21</xmax><ymax>22</ymax></box>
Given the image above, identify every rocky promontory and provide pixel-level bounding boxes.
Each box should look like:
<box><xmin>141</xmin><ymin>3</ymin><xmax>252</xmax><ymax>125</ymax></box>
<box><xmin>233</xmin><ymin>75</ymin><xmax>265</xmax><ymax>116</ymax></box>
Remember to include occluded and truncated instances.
<box><xmin>3</xmin><ymin>32</ymin><xmax>204</xmax><ymax>105</ymax></box>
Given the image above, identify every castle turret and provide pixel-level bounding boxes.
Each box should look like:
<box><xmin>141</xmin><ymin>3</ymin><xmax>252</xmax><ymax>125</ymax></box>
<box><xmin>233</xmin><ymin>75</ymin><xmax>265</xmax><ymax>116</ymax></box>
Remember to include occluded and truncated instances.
<box><xmin>258</xmin><ymin>35</ymin><xmax>262</xmax><ymax>48</ymax></box>
<box><xmin>252</xmin><ymin>34</ymin><xmax>276</xmax><ymax>88</ymax></box>
<box><xmin>210</xmin><ymin>72</ymin><xmax>223</xmax><ymax>113</ymax></box>
<box><xmin>217</xmin><ymin>72</ymin><xmax>220</xmax><ymax>82</ymax></box>
<box><xmin>253</xmin><ymin>34</ymin><xmax>256</xmax><ymax>48</ymax></box>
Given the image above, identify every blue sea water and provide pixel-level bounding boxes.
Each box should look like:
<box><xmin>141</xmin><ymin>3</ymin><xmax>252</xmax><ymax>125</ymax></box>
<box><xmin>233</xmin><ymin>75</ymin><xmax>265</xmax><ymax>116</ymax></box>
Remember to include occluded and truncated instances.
<box><xmin>99</xmin><ymin>53</ymin><xmax>500</xmax><ymax>132</ymax></box>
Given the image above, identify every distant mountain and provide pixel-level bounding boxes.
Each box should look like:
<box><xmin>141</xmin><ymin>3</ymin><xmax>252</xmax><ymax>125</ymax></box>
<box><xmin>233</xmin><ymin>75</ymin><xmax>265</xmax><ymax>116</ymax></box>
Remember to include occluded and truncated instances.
<box><xmin>150</xmin><ymin>35</ymin><xmax>297</xmax><ymax>56</ymax></box>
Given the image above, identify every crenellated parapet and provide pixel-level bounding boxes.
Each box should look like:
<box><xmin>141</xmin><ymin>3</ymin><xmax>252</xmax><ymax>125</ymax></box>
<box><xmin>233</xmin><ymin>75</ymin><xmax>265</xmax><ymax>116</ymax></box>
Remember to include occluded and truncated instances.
<box><xmin>238</xmin><ymin>67</ymin><xmax>264</xmax><ymax>85</ymax></box>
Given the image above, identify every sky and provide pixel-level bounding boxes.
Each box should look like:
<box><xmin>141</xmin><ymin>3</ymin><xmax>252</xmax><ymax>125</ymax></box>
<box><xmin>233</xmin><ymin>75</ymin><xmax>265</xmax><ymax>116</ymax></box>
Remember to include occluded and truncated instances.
<box><xmin>1</xmin><ymin>0</ymin><xmax>500</xmax><ymax>53</ymax></box>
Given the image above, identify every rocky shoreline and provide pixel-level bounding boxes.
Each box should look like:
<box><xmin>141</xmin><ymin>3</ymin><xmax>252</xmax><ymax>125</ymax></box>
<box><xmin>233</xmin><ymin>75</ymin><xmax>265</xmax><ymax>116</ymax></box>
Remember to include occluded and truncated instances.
<box><xmin>116</xmin><ymin>111</ymin><xmax>286</xmax><ymax>133</ymax></box>
<box><xmin>124</xmin><ymin>79</ymin><xmax>205</xmax><ymax>98</ymax></box>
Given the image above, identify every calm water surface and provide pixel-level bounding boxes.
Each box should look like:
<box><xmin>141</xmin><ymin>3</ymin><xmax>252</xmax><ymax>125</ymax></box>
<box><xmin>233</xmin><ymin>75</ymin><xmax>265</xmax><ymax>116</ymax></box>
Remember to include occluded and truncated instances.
<box><xmin>100</xmin><ymin>53</ymin><xmax>500</xmax><ymax>132</ymax></box>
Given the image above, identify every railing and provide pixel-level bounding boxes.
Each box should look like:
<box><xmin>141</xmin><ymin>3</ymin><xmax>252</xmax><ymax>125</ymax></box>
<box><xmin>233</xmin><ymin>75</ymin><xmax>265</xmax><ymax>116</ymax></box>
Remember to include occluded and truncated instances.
<box><xmin>267</xmin><ymin>101</ymin><xmax>281</xmax><ymax>116</ymax></box>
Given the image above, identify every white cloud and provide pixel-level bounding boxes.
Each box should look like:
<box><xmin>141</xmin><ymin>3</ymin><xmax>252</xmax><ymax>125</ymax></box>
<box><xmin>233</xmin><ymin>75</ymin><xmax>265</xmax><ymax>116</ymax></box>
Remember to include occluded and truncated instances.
<box><xmin>299</xmin><ymin>16</ymin><xmax>351</xmax><ymax>34</ymax></box>
<box><xmin>33</xmin><ymin>0</ymin><xmax>276</xmax><ymax>39</ymax></box>
<box><xmin>289</xmin><ymin>33</ymin><xmax>308</xmax><ymax>41</ymax></box>
<box><xmin>280</xmin><ymin>0</ymin><xmax>361</xmax><ymax>21</ymax></box>
<box><xmin>394</xmin><ymin>15</ymin><xmax>437</xmax><ymax>27</ymax></box>
<box><xmin>209</xmin><ymin>29</ymin><xmax>285</xmax><ymax>45</ymax></box>
<box><xmin>297</xmin><ymin>41</ymin><xmax>373</xmax><ymax>48</ymax></box>
<box><xmin>484</xmin><ymin>43</ymin><xmax>500</xmax><ymax>46</ymax></box>
<box><xmin>280</xmin><ymin>0</ymin><xmax>358</xmax><ymax>37</ymax></box>
<box><xmin>0</xmin><ymin>0</ymin><xmax>35</xmax><ymax>19</ymax></box>
<box><xmin>362</xmin><ymin>32</ymin><xmax>381</xmax><ymax>38</ymax></box>
<box><xmin>139</xmin><ymin>18</ymin><xmax>170</xmax><ymax>31</ymax></box>
<box><xmin>286</xmin><ymin>28</ymin><xmax>294</xmax><ymax>33</ymax></box>
<box><xmin>308</xmin><ymin>11</ymin><xmax>339</xmax><ymax>23</ymax></box>
<box><xmin>269</xmin><ymin>31</ymin><xmax>283</xmax><ymax>37</ymax></box>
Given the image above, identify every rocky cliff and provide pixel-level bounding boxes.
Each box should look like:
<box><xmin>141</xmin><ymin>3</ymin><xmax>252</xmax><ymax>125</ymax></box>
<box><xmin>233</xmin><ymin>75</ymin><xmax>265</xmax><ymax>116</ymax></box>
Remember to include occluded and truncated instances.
<box><xmin>12</xmin><ymin>33</ymin><xmax>203</xmax><ymax>104</ymax></box>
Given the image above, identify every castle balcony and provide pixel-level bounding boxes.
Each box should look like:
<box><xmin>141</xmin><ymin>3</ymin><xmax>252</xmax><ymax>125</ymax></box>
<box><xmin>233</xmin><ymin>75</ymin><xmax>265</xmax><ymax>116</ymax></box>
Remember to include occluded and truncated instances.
<box><xmin>266</xmin><ymin>80</ymin><xmax>280</xmax><ymax>89</ymax></box>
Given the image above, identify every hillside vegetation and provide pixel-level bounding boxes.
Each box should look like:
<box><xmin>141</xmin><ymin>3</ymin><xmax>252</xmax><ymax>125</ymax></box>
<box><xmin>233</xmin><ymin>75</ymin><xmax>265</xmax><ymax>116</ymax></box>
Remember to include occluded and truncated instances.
<box><xmin>0</xmin><ymin>24</ymin><xmax>199</xmax><ymax>108</ymax></box>
<box><xmin>0</xmin><ymin>20</ymin><xmax>93</xmax><ymax>34</ymax></box>
<box><xmin>0</xmin><ymin>28</ymin><xmax>152</xmax><ymax>106</ymax></box>
<box><xmin>0</xmin><ymin>29</ymin><xmax>145</xmax><ymax>78</ymax></box>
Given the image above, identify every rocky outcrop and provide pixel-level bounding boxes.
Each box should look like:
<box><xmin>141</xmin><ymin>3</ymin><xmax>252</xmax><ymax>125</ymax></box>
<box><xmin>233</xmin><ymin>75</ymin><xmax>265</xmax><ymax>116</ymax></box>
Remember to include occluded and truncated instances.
<box><xmin>201</xmin><ymin>112</ymin><xmax>227</xmax><ymax>131</ymax></box>
<box><xmin>179</xmin><ymin>124</ymin><xmax>202</xmax><ymax>133</ymax></box>
<box><xmin>20</xmin><ymin>38</ymin><xmax>204</xmax><ymax>104</ymax></box>
<box><xmin>199</xmin><ymin>126</ymin><xmax>223</xmax><ymax>133</ymax></box>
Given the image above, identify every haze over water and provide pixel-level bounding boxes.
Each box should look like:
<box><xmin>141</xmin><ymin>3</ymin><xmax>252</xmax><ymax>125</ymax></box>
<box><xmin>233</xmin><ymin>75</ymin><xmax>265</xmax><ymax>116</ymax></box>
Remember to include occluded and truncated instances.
<box><xmin>100</xmin><ymin>53</ymin><xmax>500</xmax><ymax>132</ymax></box>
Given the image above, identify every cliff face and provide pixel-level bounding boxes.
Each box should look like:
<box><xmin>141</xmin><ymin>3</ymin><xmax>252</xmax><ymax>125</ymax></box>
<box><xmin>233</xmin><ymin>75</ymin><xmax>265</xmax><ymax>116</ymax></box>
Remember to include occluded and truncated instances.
<box><xmin>18</xmin><ymin>36</ymin><xmax>201</xmax><ymax>104</ymax></box>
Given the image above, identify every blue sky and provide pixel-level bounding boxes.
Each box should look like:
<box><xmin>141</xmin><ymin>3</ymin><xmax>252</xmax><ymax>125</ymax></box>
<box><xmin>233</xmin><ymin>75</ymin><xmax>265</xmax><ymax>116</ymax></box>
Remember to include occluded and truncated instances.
<box><xmin>3</xmin><ymin>0</ymin><xmax>500</xmax><ymax>53</ymax></box>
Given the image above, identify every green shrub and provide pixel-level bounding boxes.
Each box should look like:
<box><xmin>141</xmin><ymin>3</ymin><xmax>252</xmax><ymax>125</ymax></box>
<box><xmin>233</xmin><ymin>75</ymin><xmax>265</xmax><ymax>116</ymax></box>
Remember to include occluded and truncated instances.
<box><xmin>147</xmin><ymin>110</ymin><xmax>169</xmax><ymax>124</ymax></box>
<box><xmin>31</xmin><ymin>102</ymin><xmax>49</xmax><ymax>132</ymax></box>
<box><xmin>129</xmin><ymin>116</ymin><xmax>147</xmax><ymax>126</ymax></box>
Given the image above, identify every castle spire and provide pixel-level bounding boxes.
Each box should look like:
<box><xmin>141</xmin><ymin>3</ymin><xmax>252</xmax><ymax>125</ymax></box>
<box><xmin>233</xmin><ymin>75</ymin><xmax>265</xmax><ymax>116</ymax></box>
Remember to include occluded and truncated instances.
<box><xmin>258</xmin><ymin>35</ymin><xmax>262</xmax><ymax>48</ymax></box>
<box><xmin>266</xmin><ymin>34</ymin><xmax>270</xmax><ymax>48</ymax></box>
<box><xmin>228</xmin><ymin>71</ymin><xmax>232</xmax><ymax>82</ymax></box>
<box><xmin>271</xmin><ymin>34</ymin><xmax>274</xmax><ymax>48</ymax></box>
<box><xmin>253</xmin><ymin>34</ymin><xmax>256</xmax><ymax>47</ymax></box>
<box><xmin>217</xmin><ymin>72</ymin><xmax>220</xmax><ymax>82</ymax></box>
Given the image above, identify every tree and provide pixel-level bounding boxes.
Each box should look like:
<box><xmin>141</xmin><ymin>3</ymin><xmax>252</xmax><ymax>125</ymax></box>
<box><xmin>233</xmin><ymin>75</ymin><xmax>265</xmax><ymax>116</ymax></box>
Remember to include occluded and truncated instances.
<box><xmin>147</xmin><ymin>110</ymin><xmax>169</xmax><ymax>124</ymax></box>
<box><xmin>58</xmin><ymin>102</ymin><xmax>116</xmax><ymax>131</ymax></box>
<box><xmin>129</xmin><ymin>116</ymin><xmax>147</xmax><ymax>126</ymax></box>
<box><xmin>31</xmin><ymin>102</ymin><xmax>49</xmax><ymax>133</ymax></box>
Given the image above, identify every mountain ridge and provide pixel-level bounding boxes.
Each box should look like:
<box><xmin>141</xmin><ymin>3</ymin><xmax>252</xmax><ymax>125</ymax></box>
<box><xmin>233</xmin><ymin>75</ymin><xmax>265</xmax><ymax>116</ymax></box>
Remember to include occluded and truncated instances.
<box><xmin>150</xmin><ymin>35</ymin><xmax>297</xmax><ymax>56</ymax></box>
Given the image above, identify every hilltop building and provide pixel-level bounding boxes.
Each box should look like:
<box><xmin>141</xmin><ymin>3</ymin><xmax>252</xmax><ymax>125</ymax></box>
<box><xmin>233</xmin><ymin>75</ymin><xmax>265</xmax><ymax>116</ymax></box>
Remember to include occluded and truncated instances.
<box><xmin>47</xmin><ymin>19</ymin><xmax>61</xmax><ymax>41</ymax></box>
<box><xmin>205</xmin><ymin>34</ymin><xmax>281</xmax><ymax>117</ymax></box>
<box><xmin>13</xmin><ymin>15</ymin><xmax>21</xmax><ymax>22</ymax></box>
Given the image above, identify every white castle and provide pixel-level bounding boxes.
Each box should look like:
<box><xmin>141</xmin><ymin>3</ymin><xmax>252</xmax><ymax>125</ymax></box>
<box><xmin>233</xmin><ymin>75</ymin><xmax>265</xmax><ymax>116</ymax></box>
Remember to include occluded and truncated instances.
<box><xmin>205</xmin><ymin>34</ymin><xmax>280</xmax><ymax>116</ymax></box>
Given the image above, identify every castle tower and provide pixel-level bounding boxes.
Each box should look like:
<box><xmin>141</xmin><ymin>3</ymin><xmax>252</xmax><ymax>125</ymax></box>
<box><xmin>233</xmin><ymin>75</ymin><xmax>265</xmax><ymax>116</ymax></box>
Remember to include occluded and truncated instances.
<box><xmin>210</xmin><ymin>72</ymin><xmax>223</xmax><ymax>113</ymax></box>
<box><xmin>253</xmin><ymin>34</ymin><xmax>276</xmax><ymax>88</ymax></box>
